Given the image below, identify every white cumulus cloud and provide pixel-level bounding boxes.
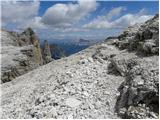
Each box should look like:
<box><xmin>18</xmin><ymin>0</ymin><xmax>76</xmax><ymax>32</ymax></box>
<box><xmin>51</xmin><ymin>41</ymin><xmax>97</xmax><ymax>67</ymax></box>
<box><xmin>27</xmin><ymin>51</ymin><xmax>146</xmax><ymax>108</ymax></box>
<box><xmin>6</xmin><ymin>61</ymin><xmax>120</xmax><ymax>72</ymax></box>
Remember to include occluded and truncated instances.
<box><xmin>106</xmin><ymin>6</ymin><xmax>126</xmax><ymax>21</ymax></box>
<box><xmin>17</xmin><ymin>17</ymin><xmax>47</xmax><ymax>29</ymax></box>
<box><xmin>41</xmin><ymin>0</ymin><xmax>98</xmax><ymax>27</ymax></box>
<box><xmin>1</xmin><ymin>1</ymin><xmax>40</xmax><ymax>25</ymax></box>
<box><xmin>112</xmin><ymin>14</ymin><xmax>153</xmax><ymax>28</ymax></box>
<box><xmin>83</xmin><ymin>8</ymin><xmax>153</xmax><ymax>29</ymax></box>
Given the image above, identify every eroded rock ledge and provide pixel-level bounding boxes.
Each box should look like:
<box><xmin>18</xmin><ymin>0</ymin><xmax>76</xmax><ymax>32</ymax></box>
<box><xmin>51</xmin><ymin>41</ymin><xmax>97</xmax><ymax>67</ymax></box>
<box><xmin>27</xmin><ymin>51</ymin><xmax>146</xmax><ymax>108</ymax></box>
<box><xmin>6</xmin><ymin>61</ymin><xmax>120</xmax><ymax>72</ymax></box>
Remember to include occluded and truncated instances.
<box><xmin>105</xmin><ymin>14</ymin><xmax>159</xmax><ymax>119</ymax></box>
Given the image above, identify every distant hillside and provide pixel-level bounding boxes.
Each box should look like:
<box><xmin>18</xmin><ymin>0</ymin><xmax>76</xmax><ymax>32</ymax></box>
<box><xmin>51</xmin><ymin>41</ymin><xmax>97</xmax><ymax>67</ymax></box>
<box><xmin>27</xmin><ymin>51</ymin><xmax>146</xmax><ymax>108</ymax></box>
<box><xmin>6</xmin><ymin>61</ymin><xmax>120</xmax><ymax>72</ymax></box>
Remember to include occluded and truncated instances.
<box><xmin>77</xmin><ymin>38</ymin><xmax>99</xmax><ymax>46</ymax></box>
<box><xmin>54</xmin><ymin>43</ymin><xmax>89</xmax><ymax>56</ymax></box>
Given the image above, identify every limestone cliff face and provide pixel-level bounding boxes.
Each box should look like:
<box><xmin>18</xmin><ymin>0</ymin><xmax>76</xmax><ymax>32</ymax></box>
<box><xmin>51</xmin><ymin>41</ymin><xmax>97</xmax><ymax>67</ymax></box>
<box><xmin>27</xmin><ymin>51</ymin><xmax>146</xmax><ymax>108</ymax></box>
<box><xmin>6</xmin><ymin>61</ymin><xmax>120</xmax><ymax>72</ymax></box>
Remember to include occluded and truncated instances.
<box><xmin>42</xmin><ymin>40</ymin><xmax>53</xmax><ymax>64</ymax></box>
<box><xmin>32</xmin><ymin>35</ymin><xmax>44</xmax><ymax>65</ymax></box>
<box><xmin>22</xmin><ymin>28</ymin><xmax>44</xmax><ymax>65</ymax></box>
<box><xmin>0</xmin><ymin>28</ymin><xmax>52</xmax><ymax>83</ymax></box>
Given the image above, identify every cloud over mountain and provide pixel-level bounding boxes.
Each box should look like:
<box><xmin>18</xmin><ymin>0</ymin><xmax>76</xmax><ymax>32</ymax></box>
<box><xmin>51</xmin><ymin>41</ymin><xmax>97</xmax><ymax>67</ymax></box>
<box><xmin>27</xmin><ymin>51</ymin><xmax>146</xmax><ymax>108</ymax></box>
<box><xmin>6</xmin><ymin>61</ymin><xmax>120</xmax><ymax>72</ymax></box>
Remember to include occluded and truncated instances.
<box><xmin>83</xmin><ymin>8</ymin><xmax>153</xmax><ymax>29</ymax></box>
<box><xmin>1</xmin><ymin>1</ymin><xmax>157</xmax><ymax>40</ymax></box>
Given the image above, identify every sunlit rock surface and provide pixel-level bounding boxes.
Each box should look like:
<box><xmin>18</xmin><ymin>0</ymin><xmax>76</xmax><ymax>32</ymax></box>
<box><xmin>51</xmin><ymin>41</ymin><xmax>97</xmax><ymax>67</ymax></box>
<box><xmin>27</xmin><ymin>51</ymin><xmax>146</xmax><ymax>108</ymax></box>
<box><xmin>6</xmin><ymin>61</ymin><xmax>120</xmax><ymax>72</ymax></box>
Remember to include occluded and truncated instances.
<box><xmin>1</xmin><ymin>15</ymin><xmax>159</xmax><ymax>119</ymax></box>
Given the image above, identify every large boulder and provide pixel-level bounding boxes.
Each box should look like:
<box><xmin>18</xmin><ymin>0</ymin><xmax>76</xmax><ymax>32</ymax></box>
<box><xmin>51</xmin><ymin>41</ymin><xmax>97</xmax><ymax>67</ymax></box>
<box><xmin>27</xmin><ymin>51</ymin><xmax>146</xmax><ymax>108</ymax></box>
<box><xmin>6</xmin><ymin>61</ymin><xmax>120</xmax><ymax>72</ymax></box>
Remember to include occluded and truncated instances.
<box><xmin>113</xmin><ymin>54</ymin><xmax>159</xmax><ymax>119</ymax></box>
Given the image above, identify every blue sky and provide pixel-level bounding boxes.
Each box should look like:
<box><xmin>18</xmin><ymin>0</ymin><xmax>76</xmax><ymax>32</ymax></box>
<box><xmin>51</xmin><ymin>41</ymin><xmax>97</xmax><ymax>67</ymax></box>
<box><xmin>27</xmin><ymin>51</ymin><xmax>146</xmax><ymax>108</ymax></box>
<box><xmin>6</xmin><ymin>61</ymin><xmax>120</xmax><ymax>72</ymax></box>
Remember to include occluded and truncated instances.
<box><xmin>39</xmin><ymin>1</ymin><xmax>158</xmax><ymax>17</ymax></box>
<box><xmin>1</xmin><ymin>0</ymin><xmax>159</xmax><ymax>43</ymax></box>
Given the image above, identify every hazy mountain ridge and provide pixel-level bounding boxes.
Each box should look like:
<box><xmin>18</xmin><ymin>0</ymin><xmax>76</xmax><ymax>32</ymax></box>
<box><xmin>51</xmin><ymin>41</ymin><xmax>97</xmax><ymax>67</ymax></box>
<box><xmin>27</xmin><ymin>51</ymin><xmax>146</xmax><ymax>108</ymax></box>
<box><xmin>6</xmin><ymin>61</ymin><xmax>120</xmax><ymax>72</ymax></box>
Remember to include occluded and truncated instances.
<box><xmin>76</xmin><ymin>38</ymin><xmax>99</xmax><ymax>46</ymax></box>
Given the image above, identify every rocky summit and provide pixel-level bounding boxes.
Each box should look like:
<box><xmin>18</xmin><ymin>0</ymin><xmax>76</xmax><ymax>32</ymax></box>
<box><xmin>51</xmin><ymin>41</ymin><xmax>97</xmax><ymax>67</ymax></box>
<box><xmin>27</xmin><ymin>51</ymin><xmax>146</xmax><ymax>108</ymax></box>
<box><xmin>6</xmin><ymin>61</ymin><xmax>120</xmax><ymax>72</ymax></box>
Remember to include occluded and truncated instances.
<box><xmin>0</xmin><ymin>15</ymin><xmax>159</xmax><ymax>119</ymax></box>
<box><xmin>0</xmin><ymin>28</ymin><xmax>53</xmax><ymax>83</ymax></box>
<box><xmin>42</xmin><ymin>40</ymin><xmax>53</xmax><ymax>64</ymax></box>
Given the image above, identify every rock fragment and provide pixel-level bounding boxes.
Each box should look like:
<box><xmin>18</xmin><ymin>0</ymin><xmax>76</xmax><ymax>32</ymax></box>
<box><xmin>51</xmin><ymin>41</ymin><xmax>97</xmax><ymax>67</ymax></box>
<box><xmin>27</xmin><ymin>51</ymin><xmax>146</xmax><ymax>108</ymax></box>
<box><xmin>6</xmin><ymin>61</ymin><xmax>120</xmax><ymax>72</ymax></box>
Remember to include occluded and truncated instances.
<box><xmin>65</xmin><ymin>98</ymin><xmax>82</xmax><ymax>108</ymax></box>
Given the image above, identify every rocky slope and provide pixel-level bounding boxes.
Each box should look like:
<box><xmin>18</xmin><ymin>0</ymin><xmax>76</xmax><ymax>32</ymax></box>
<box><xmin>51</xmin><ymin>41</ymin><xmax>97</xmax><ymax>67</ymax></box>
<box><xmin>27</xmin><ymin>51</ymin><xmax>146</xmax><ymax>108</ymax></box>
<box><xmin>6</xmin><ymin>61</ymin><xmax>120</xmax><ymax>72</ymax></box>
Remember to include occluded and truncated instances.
<box><xmin>0</xmin><ymin>15</ymin><xmax>159</xmax><ymax>119</ymax></box>
<box><xmin>106</xmin><ymin>14</ymin><xmax>159</xmax><ymax>118</ymax></box>
<box><xmin>0</xmin><ymin>28</ymin><xmax>53</xmax><ymax>83</ymax></box>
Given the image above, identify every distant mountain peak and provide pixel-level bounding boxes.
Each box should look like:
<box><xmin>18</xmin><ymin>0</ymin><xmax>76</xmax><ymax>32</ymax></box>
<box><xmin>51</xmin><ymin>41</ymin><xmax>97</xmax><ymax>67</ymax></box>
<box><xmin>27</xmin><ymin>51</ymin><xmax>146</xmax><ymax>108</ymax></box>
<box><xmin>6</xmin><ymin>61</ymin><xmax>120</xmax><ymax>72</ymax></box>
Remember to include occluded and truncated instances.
<box><xmin>22</xmin><ymin>27</ymin><xmax>35</xmax><ymax>36</ymax></box>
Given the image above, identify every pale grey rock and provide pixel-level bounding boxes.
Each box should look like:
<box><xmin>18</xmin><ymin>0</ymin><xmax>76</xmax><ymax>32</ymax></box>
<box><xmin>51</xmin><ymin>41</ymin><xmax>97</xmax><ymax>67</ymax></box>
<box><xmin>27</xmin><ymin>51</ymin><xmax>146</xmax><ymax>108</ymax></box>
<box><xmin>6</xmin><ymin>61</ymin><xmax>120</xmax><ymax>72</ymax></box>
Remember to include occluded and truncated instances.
<box><xmin>0</xmin><ymin>28</ymin><xmax>43</xmax><ymax>83</ymax></box>
<box><xmin>109</xmin><ymin>14</ymin><xmax>159</xmax><ymax>56</ymax></box>
<box><xmin>1</xmin><ymin>43</ymin><xmax>124</xmax><ymax>119</ymax></box>
<box><xmin>105</xmin><ymin>14</ymin><xmax>159</xmax><ymax>119</ymax></box>
<box><xmin>0</xmin><ymin>28</ymin><xmax>53</xmax><ymax>83</ymax></box>
<box><xmin>65</xmin><ymin>98</ymin><xmax>82</xmax><ymax>108</ymax></box>
<box><xmin>1</xmin><ymin>15</ymin><xmax>158</xmax><ymax>119</ymax></box>
<box><xmin>110</xmin><ymin>51</ymin><xmax>159</xmax><ymax>119</ymax></box>
<box><xmin>42</xmin><ymin>40</ymin><xmax>53</xmax><ymax>64</ymax></box>
<box><xmin>45</xmin><ymin>108</ymin><xmax>58</xmax><ymax>118</ymax></box>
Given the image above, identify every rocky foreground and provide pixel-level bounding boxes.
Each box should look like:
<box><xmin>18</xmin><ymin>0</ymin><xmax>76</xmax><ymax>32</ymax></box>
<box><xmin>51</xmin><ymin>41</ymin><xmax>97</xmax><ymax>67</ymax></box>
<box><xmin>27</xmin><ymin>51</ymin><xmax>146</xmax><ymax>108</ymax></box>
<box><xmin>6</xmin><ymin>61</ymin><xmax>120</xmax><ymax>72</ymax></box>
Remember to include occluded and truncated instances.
<box><xmin>0</xmin><ymin>15</ymin><xmax>159</xmax><ymax>119</ymax></box>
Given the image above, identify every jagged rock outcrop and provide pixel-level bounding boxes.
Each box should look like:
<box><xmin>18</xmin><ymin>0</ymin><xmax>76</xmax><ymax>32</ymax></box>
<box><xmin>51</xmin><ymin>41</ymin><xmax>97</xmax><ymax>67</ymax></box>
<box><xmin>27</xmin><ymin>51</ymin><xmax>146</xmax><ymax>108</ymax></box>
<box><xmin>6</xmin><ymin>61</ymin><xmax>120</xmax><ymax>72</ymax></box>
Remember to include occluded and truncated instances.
<box><xmin>107</xmin><ymin>14</ymin><xmax>159</xmax><ymax>56</ymax></box>
<box><xmin>41</xmin><ymin>43</ymin><xmax>65</xmax><ymax>60</ymax></box>
<box><xmin>111</xmin><ymin>53</ymin><xmax>159</xmax><ymax>119</ymax></box>
<box><xmin>105</xmin><ymin>14</ymin><xmax>159</xmax><ymax>118</ymax></box>
<box><xmin>1</xmin><ymin>28</ymin><xmax>49</xmax><ymax>83</ymax></box>
<box><xmin>42</xmin><ymin>40</ymin><xmax>53</xmax><ymax>64</ymax></box>
<box><xmin>1</xmin><ymin>15</ymin><xmax>159</xmax><ymax>119</ymax></box>
<box><xmin>49</xmin><ymin>43</ymin><xmax>65</xmax><ymax>59</ymax></box>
